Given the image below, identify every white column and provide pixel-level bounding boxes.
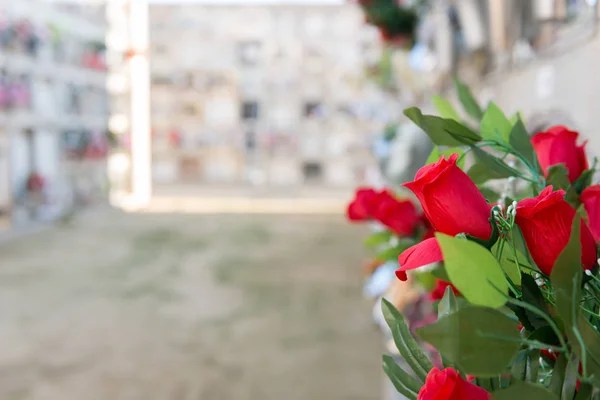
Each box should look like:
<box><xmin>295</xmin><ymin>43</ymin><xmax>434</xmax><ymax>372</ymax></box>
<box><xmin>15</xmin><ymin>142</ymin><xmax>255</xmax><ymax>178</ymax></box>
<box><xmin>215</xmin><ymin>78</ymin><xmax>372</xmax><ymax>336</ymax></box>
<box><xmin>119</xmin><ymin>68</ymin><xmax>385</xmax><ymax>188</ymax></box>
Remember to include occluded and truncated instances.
<box><xmin>488</xmin><ymin>0</ymin><xmax>507</xmax><ymax>53</ymax></box>
<box><xmin>433</xmin><ymin>4</ymin><xmax>453</xmax><ymax>74</ymax></box>
<box><xmin>534</xmin><ymin>0</ymin><xmax>556</xmax><ymax>19</ymax></box>
<box><xmin>129</xmin><ymin>0</ymin><xmax>152</xmax><ymax>206</ymax></box>
<box><xmin>456</xmin><ymin>0</ymin><xmax>486</xmax><ymax>50</ymax></box>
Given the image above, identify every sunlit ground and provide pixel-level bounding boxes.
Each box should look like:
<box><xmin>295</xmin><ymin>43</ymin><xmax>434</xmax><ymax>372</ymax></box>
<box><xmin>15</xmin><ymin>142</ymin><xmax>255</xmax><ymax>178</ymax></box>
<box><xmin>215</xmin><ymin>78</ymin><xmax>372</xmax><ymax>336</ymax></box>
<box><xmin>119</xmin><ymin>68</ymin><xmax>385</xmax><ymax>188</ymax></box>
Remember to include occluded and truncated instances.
<box><xmin>0</xmin><ymin>204</ymin><xmax>381</xmax><ymax>400</ymax></box>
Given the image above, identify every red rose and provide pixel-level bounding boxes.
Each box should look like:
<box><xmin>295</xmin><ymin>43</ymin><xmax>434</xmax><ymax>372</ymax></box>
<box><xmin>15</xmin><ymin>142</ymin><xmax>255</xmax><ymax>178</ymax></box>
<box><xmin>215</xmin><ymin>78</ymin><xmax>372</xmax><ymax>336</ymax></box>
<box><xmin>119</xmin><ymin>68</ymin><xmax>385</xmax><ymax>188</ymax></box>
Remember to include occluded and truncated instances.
<box><xmin>531</xmin><ymin>125</ymin><xmax>589</xmax><ymax>183</ymax></box>
<box><xmin>515</xmin><ymin>186</ymin><xmax>597</xmax><ymax>275</ymax></box>
<box><xmin>347</xmin><ymin>187</ymin><xmax>379</xmax><ymax>221</ymax></box>
<box><xmin>417</xmin><ymin>368</ymin><xmax>490</xmax><ymax>400</ymax></box>
<box><xmin>373</xmin><ymin>195</ymin><xmax>420</xmax><ymax>236</ymax></box>
<box><xmin>582</xmin><ymin>185</ymin><xmax>600</xmax><ymax>243</ymax></box>
<box><xmin>429</xmin><ymin>280</ymin><xmax>460</xmax><ymax>302</ymax></box>
<box><xmin>404</xmin><ymin>154</ymin><xmax>492</xmax><ymax>239</ymax></box>
<box><xmin>398</xmin><ymin>154</ymin><xmax>493</xmax><ymax>271</ymax></box>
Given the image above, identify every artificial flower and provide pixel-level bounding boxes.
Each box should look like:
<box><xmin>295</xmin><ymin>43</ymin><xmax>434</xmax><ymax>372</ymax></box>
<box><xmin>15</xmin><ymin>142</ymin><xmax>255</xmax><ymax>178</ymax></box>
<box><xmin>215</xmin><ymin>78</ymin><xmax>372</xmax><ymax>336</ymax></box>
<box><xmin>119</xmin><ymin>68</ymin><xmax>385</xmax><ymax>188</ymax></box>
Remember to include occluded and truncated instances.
<box><xmin>531</xmin><ymin>125</ymin><xmax>588</xmax><ymax>183</ymax></box>
<box><xmin>581</xmin><ymin>185</ymin><xmax>600</xmax><ymax>243</ymax></box>
<box><xmin>346</xmin><ymin>187</ymin><xmax>379</xmax><ymax>221</ymax></box>
<box><xmin>515</xmin><ymin>186</ymin><xmax>597</xmax><ymax>275</ymax></box>
<box><xmin>373</xmin><ymin>194</ymin><xmax>420</xmax><ymax>236</ymax></box>
<box><xmin>429</xmin><ymin>280</ymin><xmax>460</xmax><ymax>302</ymax></box>
<box><xmin>417</xmin><ymin>367</ymin><xmax>490</xmax><ymax>400</ymax></box>
<box><xmin>398</xmin><ymin>154</ymin><xmax>493</xmax><ymax>272</ymax></box>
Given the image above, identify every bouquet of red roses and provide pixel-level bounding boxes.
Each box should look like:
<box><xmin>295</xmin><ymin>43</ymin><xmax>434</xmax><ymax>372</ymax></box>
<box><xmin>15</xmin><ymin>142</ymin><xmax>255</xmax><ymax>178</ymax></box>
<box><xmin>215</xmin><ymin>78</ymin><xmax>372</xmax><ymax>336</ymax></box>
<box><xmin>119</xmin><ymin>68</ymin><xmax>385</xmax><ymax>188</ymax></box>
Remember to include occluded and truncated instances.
<box><xmin>350</xmin><ymin>81</ymin><xmax>600</xmax><ymax>399</ymax></box>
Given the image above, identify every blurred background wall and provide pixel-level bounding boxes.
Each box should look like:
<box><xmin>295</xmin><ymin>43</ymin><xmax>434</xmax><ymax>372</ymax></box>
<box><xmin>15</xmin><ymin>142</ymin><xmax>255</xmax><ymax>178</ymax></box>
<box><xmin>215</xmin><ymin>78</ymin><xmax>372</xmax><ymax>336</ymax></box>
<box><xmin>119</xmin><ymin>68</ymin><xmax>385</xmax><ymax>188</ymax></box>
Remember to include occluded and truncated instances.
<box><xmin>1</xmin><ymin>0</ymin><xmax>600</xmax><ymax>231</ymax></box>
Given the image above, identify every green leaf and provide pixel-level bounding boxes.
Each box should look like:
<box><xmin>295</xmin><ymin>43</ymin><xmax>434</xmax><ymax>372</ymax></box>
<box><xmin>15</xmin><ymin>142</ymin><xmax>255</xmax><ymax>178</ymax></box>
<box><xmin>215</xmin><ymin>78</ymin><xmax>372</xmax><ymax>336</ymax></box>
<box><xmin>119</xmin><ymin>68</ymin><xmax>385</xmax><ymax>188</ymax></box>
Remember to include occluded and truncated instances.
<box><xmin>430</xmin><ymin>266</ymin><xmax>450</xmax><ymax>282</ymax></box>
<box><xmin>382</xmin><ymin>299</ymin><xmax>434</xmax><ymax>382</ymax></box>
<box><xmin>565</xmin><ymin>186</ymin><xmax>581</xmax><ymax>209</ymax></box>
<box><xmin>514</xmin><ymin>274</ymin><xmax>550</xmax><ymax>331</ymax></box>
<box><xmin>492</xmin><ymin>242</ymin><xmax>523</xmax><ymax>285</ymax></box>
<box><xmin>551</xmin><ymin>216</ymin><xmax>600</xmax><ymax>377</ymax></box>
<box><xmin>493</xmin><ymin>381</ymin><xmax>558</xmax><ymax>400</ymax></box>
<box><xmin>416</xmin><ymin>306</ymin><xmax>521</xmax><ymax>376</ymax></box>
<box><xmin>438</xmin><ymin>285</ymin><xmax>458</xmax><ymax>319</ymax></box>
<box><xmin>454</xmin><ymin>79</ymin><xmax>483</xmax><ymax>120</ymax></box>
<box><xmin>438</xmin><ymin>286</ymin><xmax>459</xmax><ymax>369</ymax></box>
<box><xmin>546</xmin><ymin>164</ymin><xmax>571</xmax><ymax>191</ymax></box>
<box><xmin>573</xmin><ymin>169</ymin><xmax>595</xmax><ymax>193</ymax></box>
<box><xmin>480</xmin><ymin>102</ymin><xmax>512</xmax><ymax>142</ymax></box>
<box><xmin>509</xmin><ymin>112</ymin><xmax>521</xmax><ymax>126</ymax></box>
<box><xmin>575</xmin><ymin>382</ymin><xmax>593</xmax><ymax>399</ymax></box>
<box><xmin>475</xmin><ymin>377</ymin><xmax>494</xmax><ymax>392</ymax></box>
<box><xmin>526</xmin><ymin>349</ymin><xmax>541</xmax><ymax>382</ymax></box>
<box><xmin>432</xmin><ymin>95</ymin><xmax>460</xmax><ymax>121</ymax></box>
<box><xmin>509</xmin><ymin>118</ymin><xmax>537</xmax><ymax>168</ymax></box>
<box><xmin>426</xmin><ymin>146</ymin><xmax>465</xmax><ymax>168</ymax></box>
<box><xmin>467</xmin><ymin>148</ymin><xmax>521</xmax><ymax>184</ymax></box>
<box><xmin>511</xmin><ymin>350</ymin><xmax>527</xmax><ymax>381</ymax></box>
<box><xmin>548</xmin><ymin>353</ymin><xmax>567</xmax><ymax>397</ymax></box>
<box><xmin>435</xmin><ymin>233</ymin><xmax>508</xmax><ymax>308</ymax></box>
<box><xmin>382</xmin><ymin>355</ymin><xmax>420</xmax><ymax>399</ymax></box>
<box><xmin>364</xmin><ymin>231</ymin><xmax>393</xmax><ymax>247</ymax></box>
<box><xmin>551</xmin><ymin>215</ymin><xmax>583</xmax><ymax>336</ymax></box>
<box><xmin>562</xmin><ymin>353</ymin><xmax>579</xmax><ymax>400</ymax></box>
<box><xmin>478</xmin><ymin>187</ymin><xmax>501</xmax><ymax>203</ymax></box>
<box><xmin>528</xmin><ymin>326</ymin><xmax>561</xmax><ymax>347</ymax></box>
<box><xmin>511</xmin><ymin>226</ymin><xmax>536</xmax><ymax>270</ymax></box>
<box><xmin>404</xmin><ymin>107</ymin><xmax>480</xmax><ymax>147</ymax></box>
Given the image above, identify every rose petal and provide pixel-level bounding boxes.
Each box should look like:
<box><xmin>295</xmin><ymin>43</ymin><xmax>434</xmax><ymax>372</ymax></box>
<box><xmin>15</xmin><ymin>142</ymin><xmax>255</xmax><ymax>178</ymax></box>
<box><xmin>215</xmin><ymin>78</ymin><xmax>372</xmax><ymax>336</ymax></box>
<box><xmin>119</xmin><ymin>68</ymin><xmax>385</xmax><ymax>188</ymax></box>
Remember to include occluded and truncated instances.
<box><xmin>398</xmin><ymin>237</ymin><xmax>443</xmax><ymax>271</ymax></box>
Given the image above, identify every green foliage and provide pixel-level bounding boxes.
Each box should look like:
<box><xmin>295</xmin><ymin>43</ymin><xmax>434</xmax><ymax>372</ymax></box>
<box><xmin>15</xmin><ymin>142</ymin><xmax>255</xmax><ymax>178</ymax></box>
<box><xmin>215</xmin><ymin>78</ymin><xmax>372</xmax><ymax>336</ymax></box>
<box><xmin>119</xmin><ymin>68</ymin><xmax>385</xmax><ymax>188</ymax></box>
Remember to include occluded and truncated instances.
<box><xmin>382</xmin><ymin>355</ymin><xmax>420</xmax><ymax>399</ymax></box>
<box><xmin>436</xmin><ymin>233</ymin><xmax>508</xmax><ymax>308</ymax></box>
<box><xmin>362</xmin><ymin>0</ymin><xmax>419</xmax><ymax>38</ymax></box>
<box><xmin>454</xmin><ymin>79</ymin><xmax>483</xmax><ymax>121</ymax></box>
<box><xmin>481</xmin><ymin>102</ymin><xmax>513</xmax><ymax>142</ymax></box>
<box><xmin>546</xmin><ymin>164</ymin><xmax>571</xmax><ymax>191</ymax></box>
<box><xmin>376</xmin><ymin>244</ymin><xmax>411</xmax><ymax>262</ymax></box>
<box><xmin>493</xmin><ymin>242</ymin><xmax>524</xmax><ymax>285</ymax></box>
<box><xmin>509</xmin><ymin>118</ymin><xmax>538</xmax><ymax>169</ymax></box>
<box><xmin>417</xmin><ymin>306</ymin><xmax>521</xmax><ymax>376</ymax></box>
<box><xmin>511</xmin><ymin>275</ymin><xmax>551</xmax><ymax>332</ymax></box>
<box><xmin>364</xmin><ymin>231</ymin><xmax>393</xmax><ymax>248</ymax></box>
<box><xmin>438</xmin><ymin>285</ymin><xmax>459</xmax><ymax>319</ymax></box>
<box><xmin>479</xmin><ymin>187</ymin><xmax>501</xmax><ymax>203</ymax></box>
<box><xmin>432</xmin><ymin>95</ymin><xmax>460</xmax><ymax>121</ymax></box>
<box><xmin>493</xmin><ymin>380</ymin><xmax>558</xmax><ymax>400</ymax></box>
<box><xmin>548</xmin><ymin>353</ymin><xmax>567</xmax><ymax>397</ymax></box>
<box><xmin>425</xmin><ymin>146</ymin><xmax>465</xmax><ymax>167</ymax></box>
<box><xmin>382</xmin><ymin>298</ymin><xmax>434</xmax><ymax>382</ymax></box>
<box><xmin>468</xmin><ymin>147</ymin><xmax>521</xmax><ymax>184</ymax></box>
<box><xmin>378</xmin><ymin>79</ymin><xmax>600</xmax><ymax>399</ymax></box>
<box><xmin>551</xmin><ymin>216</ymin><xmax>600</xmax><ymax>380</ymax></box>
<box><xmin>404</xmin><ymin>107</ymin><xmax>480</xmax><ymax>146</ymax></box>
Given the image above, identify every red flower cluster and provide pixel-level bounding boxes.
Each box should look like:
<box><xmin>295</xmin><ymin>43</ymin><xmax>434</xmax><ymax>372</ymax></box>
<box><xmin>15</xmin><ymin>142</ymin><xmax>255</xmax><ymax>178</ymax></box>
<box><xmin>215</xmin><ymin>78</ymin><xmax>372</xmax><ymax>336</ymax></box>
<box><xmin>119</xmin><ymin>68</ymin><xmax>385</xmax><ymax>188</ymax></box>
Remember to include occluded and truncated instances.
<box><xmin>418</xmin><ymin>368</ymin><xmax>490</xmax><ymax>400</ymax></box>
<box><xmin>346</xmin><ymin>188</ymin><xmax>422</xmax><ymax>237</ymax></box>
<box><xmin>395</xmin><ymin>134</ymin><xmax>600</xmax><ymax>277</ymax></box>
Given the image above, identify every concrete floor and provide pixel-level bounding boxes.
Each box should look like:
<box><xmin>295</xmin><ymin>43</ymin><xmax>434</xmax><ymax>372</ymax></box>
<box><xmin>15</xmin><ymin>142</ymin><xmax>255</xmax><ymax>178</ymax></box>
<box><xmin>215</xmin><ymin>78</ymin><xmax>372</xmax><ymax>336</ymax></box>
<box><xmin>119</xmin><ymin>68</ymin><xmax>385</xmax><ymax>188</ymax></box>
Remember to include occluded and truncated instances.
<box><xmin>0</xmin><ymin>207</ymin><xmax>381</xmax><ymax>400</ymax></box>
